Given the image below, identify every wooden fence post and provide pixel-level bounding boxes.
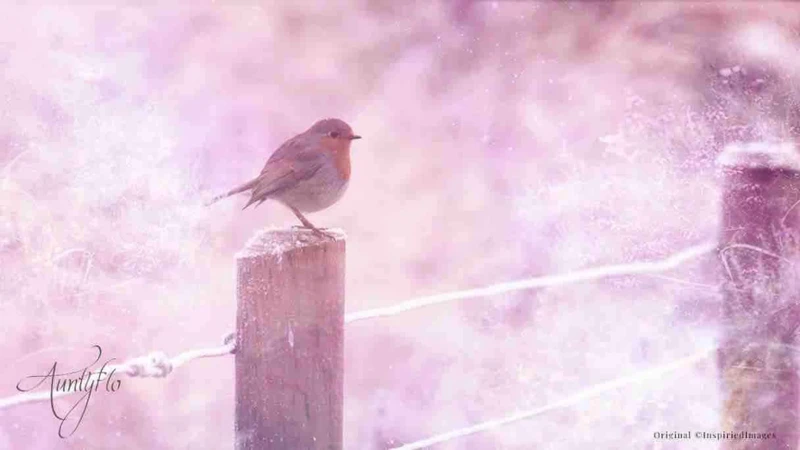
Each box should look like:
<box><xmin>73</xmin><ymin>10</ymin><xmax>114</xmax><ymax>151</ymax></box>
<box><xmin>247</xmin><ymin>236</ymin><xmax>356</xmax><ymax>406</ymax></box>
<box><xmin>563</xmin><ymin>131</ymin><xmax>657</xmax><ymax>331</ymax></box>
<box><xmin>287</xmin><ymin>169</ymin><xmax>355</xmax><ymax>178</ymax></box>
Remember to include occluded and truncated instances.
<box><xmin>235</xmin><ymin>228</ymin><xmax>345</xmax><ymax>450</ymax></box>
<box><xmin>718</xmin><ymin>142</ymin><xmax>800</xmax><ymax>449</ymax></box>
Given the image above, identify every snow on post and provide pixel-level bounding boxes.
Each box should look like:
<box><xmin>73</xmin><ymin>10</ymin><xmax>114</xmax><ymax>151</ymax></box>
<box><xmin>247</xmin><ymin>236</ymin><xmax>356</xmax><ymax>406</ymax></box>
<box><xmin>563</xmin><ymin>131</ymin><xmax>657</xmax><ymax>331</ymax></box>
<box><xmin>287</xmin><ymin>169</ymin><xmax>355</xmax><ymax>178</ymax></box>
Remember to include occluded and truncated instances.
<box><xmin>717</xmin><ymin>142</ymin><xmax>800</xmax><ymax>449</ymax></box>
<box><xmin>234</xmin><ymin>228</ymin><xmax>346</xmax><ymax>450</ymax></box>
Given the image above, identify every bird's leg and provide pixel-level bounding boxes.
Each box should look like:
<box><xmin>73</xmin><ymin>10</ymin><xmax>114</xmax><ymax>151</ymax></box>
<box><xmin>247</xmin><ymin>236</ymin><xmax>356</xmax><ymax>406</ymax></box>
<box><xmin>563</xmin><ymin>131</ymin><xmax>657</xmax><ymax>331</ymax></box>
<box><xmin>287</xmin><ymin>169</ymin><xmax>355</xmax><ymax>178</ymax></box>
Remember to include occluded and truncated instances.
<box><xmin>289</xmin><ymin>206</ymin><xmax>334</xmax><ymax>238</ymax></box>
<box><xmin>289</xmin><ymin>206</ymin><xmax>316</xmax><ymax>229</ymax></box>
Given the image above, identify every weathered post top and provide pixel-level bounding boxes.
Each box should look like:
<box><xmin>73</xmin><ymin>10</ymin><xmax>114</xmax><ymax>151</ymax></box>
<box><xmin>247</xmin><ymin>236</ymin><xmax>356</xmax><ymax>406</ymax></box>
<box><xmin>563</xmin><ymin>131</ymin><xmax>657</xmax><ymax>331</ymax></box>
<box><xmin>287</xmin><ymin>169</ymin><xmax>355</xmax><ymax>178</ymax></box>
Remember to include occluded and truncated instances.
<box><xmin>236</xmin><ymin>227</ymin><xmax>347</xmax><ymax>259</ymax></box>
<box><xmin>235</xmin><ymin>227</ymin><xmax>346</xmax><ymax>450</ymax></box>
<box><xmin>717</xmin><ymin>141</ymin><xmax>800</xmax><ymax>171</ymax></box>
<box><xmin>717</xmin><ymin>141</ymin><xmax>800</xmax><ymax>450</ymax></box>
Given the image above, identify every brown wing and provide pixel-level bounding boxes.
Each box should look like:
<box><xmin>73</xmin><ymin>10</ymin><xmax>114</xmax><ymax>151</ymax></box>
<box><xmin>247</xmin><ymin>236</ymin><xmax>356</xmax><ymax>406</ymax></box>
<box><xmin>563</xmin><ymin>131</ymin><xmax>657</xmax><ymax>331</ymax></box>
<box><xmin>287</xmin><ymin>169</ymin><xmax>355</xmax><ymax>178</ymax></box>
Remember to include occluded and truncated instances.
<box><xmin>242</xmin><ymin>152</ymin><xmax>324</xmax><ymax>210</ymax></box>
<box><xmin>260</xmin><ymin>133</ymin><xmax>319</xmax><ymax>172</ymax></box>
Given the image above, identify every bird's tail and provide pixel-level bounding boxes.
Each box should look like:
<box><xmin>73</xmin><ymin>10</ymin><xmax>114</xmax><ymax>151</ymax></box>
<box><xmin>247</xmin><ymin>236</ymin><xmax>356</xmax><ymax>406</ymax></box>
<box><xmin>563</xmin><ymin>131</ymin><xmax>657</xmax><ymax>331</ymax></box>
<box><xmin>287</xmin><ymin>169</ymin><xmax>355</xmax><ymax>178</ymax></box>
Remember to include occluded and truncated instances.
<box><xmin>205</xmin><ymin>178</ymin><xmax>258</xmax><ymax>206</ymax></box>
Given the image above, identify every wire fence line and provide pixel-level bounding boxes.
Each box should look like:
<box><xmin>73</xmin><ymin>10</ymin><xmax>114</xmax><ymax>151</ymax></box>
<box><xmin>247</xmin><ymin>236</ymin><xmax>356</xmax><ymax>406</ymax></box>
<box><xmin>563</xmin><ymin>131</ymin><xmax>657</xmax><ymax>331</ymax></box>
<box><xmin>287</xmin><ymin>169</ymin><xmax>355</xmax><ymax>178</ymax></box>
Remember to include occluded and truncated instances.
<box><xmin>1</xmin><ymin>240</ymin><xmax>717</xmax><ymax>424</ymax></box>
<box><xmin>345</xmin><ymin>240</ymin><xmax>717</xmax><ymax>323</ymax></box>
<box><xmin>391</xmin><ymin>346</ymin><xmax>718</xmax><ymax>450</ymax></box>
<box><xmin>0</xmin><ymin>333</ymin><xmax>235</xmax><ymax>411</ymax></box>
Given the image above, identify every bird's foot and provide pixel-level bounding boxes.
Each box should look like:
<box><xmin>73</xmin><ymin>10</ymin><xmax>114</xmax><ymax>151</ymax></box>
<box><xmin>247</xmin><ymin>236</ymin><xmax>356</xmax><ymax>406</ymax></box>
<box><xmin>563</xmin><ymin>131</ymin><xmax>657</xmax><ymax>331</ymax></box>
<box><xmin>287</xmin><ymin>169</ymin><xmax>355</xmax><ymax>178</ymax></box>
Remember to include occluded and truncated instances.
<box><xmin>291</xmin><ymin>225</ymin><xmax>337</xmax><ymax>239</ymax></box>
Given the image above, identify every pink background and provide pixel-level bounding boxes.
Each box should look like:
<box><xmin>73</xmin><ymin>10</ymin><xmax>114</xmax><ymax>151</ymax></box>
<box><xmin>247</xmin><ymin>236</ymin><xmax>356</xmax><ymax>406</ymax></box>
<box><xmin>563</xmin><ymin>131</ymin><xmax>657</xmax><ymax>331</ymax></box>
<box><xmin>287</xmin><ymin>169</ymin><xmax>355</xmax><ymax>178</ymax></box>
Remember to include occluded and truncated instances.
<box><xmin>1</xmin><ymin>2</ymin><xmax>799</xmax><ymax>449</ymax></box>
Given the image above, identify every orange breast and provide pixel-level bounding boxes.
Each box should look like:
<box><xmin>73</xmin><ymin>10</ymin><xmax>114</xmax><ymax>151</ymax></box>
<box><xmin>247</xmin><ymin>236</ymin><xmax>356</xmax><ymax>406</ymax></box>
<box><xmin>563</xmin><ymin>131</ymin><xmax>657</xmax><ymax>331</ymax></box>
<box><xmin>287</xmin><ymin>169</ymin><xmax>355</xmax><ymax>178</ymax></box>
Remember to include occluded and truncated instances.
<box><xmin>334</xmin><ymin>147</ymin><xmax>351</xmax><ymax>180</ymax></box>
<box><xmin>323</xmin><ymin>136</ymin><xmax>351</xmax><ymax>180</ymax></box>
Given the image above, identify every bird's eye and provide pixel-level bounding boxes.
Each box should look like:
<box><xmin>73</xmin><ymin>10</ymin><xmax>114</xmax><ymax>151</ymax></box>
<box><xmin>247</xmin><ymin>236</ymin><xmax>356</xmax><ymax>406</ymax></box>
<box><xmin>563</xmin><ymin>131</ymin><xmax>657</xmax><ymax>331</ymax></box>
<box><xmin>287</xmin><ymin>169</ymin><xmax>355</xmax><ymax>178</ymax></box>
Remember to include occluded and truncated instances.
<box><xmin>329</xmin><ymin>131</ymin><xmax>340</xmax><ymax>138</ymax></box>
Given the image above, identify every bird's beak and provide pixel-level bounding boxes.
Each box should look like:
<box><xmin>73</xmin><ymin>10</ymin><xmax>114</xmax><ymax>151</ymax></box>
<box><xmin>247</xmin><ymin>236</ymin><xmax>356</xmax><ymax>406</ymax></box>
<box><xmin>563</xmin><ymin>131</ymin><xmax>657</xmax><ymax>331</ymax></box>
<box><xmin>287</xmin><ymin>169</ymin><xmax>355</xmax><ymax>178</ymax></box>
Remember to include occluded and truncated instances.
<box><xmin>350</xmin><ymin>135</ymin><xmax>362</xmax><ymax>140</ymax></box>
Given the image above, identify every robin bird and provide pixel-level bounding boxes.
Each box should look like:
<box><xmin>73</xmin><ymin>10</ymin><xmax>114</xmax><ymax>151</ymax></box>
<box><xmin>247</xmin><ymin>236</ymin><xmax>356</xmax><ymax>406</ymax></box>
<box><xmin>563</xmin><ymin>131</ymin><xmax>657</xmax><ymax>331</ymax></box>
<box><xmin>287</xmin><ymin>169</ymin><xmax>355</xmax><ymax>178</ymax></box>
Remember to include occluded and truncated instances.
<box><xmin>207</xmin><ymin>118</ymin><xmax>361</xmax><ymax>233</ymax></box>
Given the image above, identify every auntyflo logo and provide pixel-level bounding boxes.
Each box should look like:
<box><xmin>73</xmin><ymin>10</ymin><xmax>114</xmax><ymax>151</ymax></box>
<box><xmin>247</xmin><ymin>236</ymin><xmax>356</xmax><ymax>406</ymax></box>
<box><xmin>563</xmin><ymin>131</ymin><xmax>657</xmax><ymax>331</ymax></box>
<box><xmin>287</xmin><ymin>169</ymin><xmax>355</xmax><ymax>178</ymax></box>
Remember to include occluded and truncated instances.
<box><xmin>15</xmin><ymin>345</ymin><xmax>122</xmax><ymax>438</ymax></box>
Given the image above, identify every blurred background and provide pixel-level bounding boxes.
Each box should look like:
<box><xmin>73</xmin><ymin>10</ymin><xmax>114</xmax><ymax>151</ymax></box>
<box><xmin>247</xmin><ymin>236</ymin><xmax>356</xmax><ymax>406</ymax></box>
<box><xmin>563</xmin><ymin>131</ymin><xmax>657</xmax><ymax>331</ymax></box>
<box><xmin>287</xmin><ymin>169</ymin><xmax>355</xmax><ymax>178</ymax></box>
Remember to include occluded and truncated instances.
<box><xmin>1</xmin><ymin>1</ymin><xmax>799</xmax><ymax>449</ymax></box>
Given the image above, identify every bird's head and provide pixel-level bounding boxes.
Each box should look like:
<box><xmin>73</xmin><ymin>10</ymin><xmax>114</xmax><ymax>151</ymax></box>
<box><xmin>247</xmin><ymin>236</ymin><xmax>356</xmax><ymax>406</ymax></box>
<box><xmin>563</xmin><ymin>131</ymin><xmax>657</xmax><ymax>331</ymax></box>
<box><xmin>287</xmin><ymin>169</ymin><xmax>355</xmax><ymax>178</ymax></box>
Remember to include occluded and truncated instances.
<box><xmin>309</xmin><ymin>118</ymin><xmax>362</xmax><ymax>144</ymax></box>
<box><xmin>309</xmin><ymin>118</ymin><xmax>359</xmax><ymax>179</ymax></box>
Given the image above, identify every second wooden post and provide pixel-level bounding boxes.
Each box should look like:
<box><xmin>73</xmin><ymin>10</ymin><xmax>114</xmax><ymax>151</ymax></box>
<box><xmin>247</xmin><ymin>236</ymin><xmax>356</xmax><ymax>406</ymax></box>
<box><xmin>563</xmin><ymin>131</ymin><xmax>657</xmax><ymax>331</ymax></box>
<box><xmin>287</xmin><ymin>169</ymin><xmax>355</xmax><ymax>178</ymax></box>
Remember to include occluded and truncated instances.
<box><xmin>718</xmin><ymin>142</ymin><xmax>800</xmax><ymax>449</ymax></box>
